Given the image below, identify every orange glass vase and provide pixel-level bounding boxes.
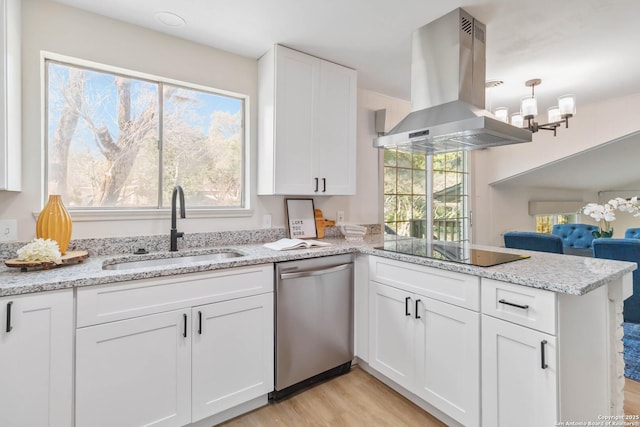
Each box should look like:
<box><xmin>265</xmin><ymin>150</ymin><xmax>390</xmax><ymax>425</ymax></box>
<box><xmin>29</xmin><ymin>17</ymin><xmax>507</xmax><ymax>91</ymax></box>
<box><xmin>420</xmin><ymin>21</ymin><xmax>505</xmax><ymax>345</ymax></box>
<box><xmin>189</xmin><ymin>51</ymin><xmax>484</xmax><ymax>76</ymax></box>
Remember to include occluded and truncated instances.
<box><xmin>36</xmin><ymin>195</ymin><xmax>73</xmax><ymax>254</ymax></box>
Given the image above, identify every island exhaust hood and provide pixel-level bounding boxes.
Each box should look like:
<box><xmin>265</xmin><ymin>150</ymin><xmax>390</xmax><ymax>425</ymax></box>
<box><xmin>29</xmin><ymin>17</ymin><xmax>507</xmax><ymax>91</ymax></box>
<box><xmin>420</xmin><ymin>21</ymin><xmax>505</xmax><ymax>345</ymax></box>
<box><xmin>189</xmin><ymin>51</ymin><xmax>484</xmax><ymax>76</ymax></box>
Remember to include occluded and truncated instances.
<box><xmin>373</xmin><ymin>8</ymin><xmax>531</xmax><ymax>153</ymax></box>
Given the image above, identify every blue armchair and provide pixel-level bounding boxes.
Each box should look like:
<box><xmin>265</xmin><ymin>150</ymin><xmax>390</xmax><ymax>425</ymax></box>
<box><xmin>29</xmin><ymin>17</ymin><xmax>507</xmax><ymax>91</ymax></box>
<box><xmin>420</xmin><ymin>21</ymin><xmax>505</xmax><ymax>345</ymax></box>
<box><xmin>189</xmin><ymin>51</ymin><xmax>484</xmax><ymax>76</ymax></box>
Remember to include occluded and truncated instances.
<box><xmin>593</xmin><ymin>238</ymin><xmax>640</xmax><ymax>323</ymax></box>
<box><xmin>552</xmin><ymin>223</ymin><xmax>598</xmax><ymax>249</ymax></box>
<box><xmin>625</xmin><ymin>228</ymin><xmax>640</xmax><ymax>239</ymax></box>
<box><xmin>503</xmin><ymin>231</ymin><xmax>564</xmax><ymax>254</ymax></box>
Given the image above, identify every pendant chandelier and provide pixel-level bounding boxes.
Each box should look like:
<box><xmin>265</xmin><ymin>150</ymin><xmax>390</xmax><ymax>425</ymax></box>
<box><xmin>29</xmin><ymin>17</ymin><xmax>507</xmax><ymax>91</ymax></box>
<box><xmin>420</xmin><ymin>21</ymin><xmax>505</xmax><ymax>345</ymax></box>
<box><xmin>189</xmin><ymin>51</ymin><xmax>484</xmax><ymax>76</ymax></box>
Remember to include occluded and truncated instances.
<box><xmin>493</xmin><ymin>79</ymin><xmax>576</xmax><ymax>137</ymax></box>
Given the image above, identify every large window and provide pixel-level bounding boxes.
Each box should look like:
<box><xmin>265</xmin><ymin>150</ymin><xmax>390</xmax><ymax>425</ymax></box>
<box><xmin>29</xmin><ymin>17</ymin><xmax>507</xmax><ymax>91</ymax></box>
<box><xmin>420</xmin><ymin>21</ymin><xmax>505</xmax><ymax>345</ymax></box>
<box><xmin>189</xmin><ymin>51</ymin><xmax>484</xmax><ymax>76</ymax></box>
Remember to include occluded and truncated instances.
<box><xmin>535</xmin><ymin>213</ymin><xmax>577</xmax><ymax>233</ymax></box>
<box><xmin>384</xmin><ymin>149</ymin><xmax>469</xmax><ymax>242</ymax></box>
<box><xmin>45</xmin><ymin>58</ymin><xmax>246</xmax><ymax>210</ymax></box>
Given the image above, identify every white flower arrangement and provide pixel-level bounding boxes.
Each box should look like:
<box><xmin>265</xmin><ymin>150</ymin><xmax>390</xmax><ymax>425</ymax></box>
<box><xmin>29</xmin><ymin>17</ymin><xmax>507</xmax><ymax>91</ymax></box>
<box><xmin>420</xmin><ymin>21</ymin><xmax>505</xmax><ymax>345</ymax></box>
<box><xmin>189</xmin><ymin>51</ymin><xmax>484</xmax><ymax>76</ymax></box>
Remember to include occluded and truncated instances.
<box><xmin>582</xmin><ymin>197</ymin><xmax>640</xmax><ymax>238</ymax></box>
<box><xmin>16</xmin><ymin>238</ymin><xmax>63</xmax><ymax>263</ymax></box>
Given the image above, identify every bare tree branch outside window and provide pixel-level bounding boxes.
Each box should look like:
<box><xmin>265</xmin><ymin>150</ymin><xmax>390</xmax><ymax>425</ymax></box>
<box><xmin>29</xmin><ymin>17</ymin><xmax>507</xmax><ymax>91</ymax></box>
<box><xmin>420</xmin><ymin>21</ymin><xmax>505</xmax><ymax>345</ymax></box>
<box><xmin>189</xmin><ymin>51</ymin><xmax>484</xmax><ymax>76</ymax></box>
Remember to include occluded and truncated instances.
<box><xmin>46</xmin><ymin>60</ymin><xmax>245</xmax><ymax>210</ymax></box>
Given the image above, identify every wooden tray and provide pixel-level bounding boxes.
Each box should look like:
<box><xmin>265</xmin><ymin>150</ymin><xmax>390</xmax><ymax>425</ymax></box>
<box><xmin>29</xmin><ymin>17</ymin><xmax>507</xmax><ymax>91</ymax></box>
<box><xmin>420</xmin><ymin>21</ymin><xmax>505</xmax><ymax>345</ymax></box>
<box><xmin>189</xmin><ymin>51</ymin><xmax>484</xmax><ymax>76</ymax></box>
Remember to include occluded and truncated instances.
<box><xmin>5</xmin><ymin>250</ymin><xmax>89</xmax><ymax>272</ymax></box>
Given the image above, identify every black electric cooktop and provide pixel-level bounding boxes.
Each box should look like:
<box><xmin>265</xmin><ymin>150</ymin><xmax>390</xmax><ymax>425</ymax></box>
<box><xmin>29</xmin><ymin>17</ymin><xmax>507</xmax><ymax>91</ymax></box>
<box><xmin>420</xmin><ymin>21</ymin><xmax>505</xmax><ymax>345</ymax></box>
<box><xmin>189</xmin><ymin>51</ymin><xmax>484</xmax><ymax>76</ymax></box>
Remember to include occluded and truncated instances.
<box><xmin>375</xmin><ymin>239</ymin><xmax>529</xmax><ymax>267</ymax></box>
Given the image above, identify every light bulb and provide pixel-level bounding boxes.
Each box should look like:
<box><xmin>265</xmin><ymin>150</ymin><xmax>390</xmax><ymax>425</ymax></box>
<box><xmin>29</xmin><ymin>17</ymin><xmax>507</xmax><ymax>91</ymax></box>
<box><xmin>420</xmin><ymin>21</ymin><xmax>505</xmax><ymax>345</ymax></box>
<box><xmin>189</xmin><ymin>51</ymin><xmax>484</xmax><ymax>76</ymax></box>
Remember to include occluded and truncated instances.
<box><xmin>511</xmin><ymin>113</ymin><xmax>524</xmax><ymax>128</ymax></box>
<box><xmin>521</xmin><ymin>95</ymin><xmax>537</xmax><ymax>119</ymax></box>
<box><xmin>495</xmin><ymin>107</ymin><xmax>509</xmax><ymax>123</ymax></box>
<box><xmin>558</xmin><ymin>95</ymin><xmax>576</xmax><ymax>117</ymax></box>
<box><xmin>548</xmin><ymin>106</ymin><xmax>561</xmax><ymax>123</ymax></box>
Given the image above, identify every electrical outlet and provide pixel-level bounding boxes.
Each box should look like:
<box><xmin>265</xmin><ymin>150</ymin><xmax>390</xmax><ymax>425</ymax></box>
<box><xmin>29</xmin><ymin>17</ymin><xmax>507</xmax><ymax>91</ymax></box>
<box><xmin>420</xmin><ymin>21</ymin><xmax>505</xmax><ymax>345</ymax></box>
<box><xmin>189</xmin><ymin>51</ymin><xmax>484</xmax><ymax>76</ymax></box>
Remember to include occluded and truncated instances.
<box><xmin>0</xmin><ymin>219</ymin><xmax>17</xmax><ymax>242</ymax></box>
<box><xmin>262</xmin><ymin>214</ymin><xmax>272</xmax><ymax>229</ymax></box>
<box><xmin>336</xmin><ymin>210</ymin><xmax>345</xmax><ymax>224</ymax></box>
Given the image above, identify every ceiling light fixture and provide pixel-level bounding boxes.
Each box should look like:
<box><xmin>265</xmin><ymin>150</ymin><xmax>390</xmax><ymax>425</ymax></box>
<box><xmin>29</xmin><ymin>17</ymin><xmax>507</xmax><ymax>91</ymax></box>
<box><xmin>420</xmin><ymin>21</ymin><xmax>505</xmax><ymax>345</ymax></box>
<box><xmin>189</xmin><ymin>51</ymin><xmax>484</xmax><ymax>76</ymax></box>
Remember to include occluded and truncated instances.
<box><xmin>494</xmin><ymin>79</ymin><xmax>576</xmax><ymax>137</ymax></box>
<box><xmin>154</xmin><ymin>11</ymin><xmax>186</xmax><ymax>28</ymax></box>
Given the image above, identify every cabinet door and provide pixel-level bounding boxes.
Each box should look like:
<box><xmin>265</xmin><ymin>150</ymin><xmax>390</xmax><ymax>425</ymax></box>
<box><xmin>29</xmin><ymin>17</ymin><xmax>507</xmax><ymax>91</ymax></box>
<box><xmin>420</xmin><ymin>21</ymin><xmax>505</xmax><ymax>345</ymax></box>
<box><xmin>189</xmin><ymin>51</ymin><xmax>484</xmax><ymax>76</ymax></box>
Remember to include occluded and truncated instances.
<box><xmin>368</xmin><ymin>281</ymin><xmax>414</xmax><ymax>389</ymax></box>
<box><xmin>414</xmin><ymin>297</ymin><xmax>480</xmax><ymax>427</ymax></box>
<box><xmin>482</xmin><ymin>315</ymin><xmax>557</xmax><ymax>427</ymax></box>
<box><xmin>315</xmin><ymin>60</ymin><xmax>357</xmax><ymax>195</ymax></box>
<box><xmin>273</xmin><ymin>46</ymin><xmax>318</xmax><ymax>194</ymax></box>
<box><xmin>0</xmin><ymin>0</ymin><xmax>21</xmax><ymax>191</ymax></box>
<box><xmin>76</xmin><ymin>309</ymin><xmax>191</xmax><ymax>427</ymax></box>
<box><xmin>0</xmin><ymin>290</ymin><xmax>73</xmax><ymax>427</ymax></box>
<box><xmin>191</xmin><ymin>293</ymin><xmax>274</xmax><ymax>422</ymax></box>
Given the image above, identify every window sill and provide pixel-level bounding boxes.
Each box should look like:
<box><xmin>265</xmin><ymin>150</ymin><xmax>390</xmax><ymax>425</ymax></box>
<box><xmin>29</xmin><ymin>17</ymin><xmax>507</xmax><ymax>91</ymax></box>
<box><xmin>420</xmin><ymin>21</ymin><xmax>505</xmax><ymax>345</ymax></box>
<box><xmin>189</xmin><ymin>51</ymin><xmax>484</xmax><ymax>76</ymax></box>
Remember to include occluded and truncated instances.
<box><xmin>32</xmin><ymin>208</ymin><xmax>254</xmax><ymax>222</ymax></box>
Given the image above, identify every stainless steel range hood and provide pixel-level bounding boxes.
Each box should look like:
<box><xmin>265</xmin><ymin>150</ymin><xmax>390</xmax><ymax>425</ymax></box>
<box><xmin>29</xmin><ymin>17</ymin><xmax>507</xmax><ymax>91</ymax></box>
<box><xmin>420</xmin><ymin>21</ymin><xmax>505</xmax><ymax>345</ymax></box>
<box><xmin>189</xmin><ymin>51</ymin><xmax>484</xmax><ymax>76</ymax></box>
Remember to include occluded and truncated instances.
<box><xmin>373</xmin><ymin>8</ymin><xmax>531</xmax><ymax>153</ymax></box>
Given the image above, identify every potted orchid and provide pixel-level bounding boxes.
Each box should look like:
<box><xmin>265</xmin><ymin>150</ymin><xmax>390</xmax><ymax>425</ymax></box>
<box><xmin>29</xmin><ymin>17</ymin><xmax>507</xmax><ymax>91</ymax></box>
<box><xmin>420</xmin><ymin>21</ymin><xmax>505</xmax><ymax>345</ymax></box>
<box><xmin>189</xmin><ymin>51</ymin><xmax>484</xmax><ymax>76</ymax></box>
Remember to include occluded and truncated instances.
<box><xmin>582</xmin><ymin>197</ymin><xmax>640</xmax><ymax>238</ymax></box>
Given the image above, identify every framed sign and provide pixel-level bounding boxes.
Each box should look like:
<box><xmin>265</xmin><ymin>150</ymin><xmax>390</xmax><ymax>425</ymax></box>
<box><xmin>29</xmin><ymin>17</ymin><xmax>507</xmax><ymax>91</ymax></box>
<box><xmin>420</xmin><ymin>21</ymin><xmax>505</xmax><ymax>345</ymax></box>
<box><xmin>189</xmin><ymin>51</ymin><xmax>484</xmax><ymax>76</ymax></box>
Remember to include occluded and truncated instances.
<box><xmin>285</xmin><ymin>198</ymin><xmax>317</xmax><ymax>239</ymax></box>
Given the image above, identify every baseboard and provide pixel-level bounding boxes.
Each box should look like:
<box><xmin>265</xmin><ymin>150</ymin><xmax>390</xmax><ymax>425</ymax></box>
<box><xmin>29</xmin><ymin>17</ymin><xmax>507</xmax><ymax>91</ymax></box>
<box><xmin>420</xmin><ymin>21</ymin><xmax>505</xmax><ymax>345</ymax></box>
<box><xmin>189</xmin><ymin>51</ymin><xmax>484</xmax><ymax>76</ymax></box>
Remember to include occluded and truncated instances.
<box><xmin>188</xmin><ymin>395</ymin><xmax>268</xmax><ymax>427</ymax></box>
<box><xmin>356</xmin><ymin>359</ymin><xmax>463</xmax><ymax>427</ymax></box>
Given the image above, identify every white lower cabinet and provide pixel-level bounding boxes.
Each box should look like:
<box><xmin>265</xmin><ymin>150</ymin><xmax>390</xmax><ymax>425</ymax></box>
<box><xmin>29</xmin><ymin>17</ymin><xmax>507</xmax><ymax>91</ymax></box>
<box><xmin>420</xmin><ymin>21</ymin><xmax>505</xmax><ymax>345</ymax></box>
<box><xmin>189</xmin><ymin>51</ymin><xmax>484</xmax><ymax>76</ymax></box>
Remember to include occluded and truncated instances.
<box><xmin>0</xmin><ymin>289</ymin><xmax>73</xmax><ymax>427</ymax></box>
<box><xmin>76</xmin><ymin>309</ymin><xmax>192</xmax><ymax>427</ymax></box>
<box><xmin>414</xmin><ymin>297</ymin><xmax>479</xmax><ymax>425</ymax></box>
<box><xmin>191</xmin><ymin>293</ymin><xmax>273</xmax><ymax>421</ymax></box>
<box><xmin>75</xmin><ymin>265</ymin><xmax>274</xmax><ymax>427</ymax></box>
<box><xmin>369</xmin><ymin>282</ymin><xmax>415</xmax><ymax>389</ymax></box>
<box><xmin>368</xmin><ymin>256</ymin><xmax>480</xmax><ymax>427</ymax></box>
<box><xmin>481</xmin><ymin>314</ymin><xmax>557</xmax><ymax>427</ymax></box>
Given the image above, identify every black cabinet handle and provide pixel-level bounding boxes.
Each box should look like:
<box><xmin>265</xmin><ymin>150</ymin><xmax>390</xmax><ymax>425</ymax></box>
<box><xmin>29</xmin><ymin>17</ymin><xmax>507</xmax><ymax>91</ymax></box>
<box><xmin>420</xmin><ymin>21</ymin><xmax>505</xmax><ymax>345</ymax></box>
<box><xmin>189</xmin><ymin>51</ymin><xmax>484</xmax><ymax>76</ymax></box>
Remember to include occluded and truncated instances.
<box><xmin>415</xmin><ymin>299</ymin><xmax>421</xmax><ymax>319</ymax></box>
<box><xmin>198</xmin><ymin>311</ymin><xmax>202</xmax><ymax>335</ymax></box>
<box><xmin>541</xmin><ymin>340</ymin><xmax>548</xmax><ymax>369</ymax></box>
<box><xmin>314</xmin><ymin>178</ymin><xmax>319</xmax><ymax>192</ymax></box>
<box><xmin>322</xmin><ymin>178</ymin><xmax>326</xmax><ymax>193</ymax></box>
<box><xmin>405</xmin><ymin>297</ymin><xmax>411</xmax><ymax>316</ymax></box>
<box><xmin>6</xmin><ymin>301</ymin><xmax>13</xmax><ymax>333</ymax></box>
<box><xmin>498</xmin><ymin>299</ymin><xmax>529</xmax><ymax>310</ymax></box>
<box><xmin>183</xmin><ymin>313</ymin><xmax>187</xmax><ymax>338</ymax></box>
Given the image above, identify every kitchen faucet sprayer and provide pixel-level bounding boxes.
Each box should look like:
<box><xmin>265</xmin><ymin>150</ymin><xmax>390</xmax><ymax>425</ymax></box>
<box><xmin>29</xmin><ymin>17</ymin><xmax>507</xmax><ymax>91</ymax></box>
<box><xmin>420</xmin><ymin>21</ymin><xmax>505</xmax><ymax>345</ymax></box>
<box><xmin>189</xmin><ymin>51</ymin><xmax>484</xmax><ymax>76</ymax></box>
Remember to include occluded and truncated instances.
<box><xmin>170</xmin><ymin>185</ymin><xmax>186</xmax><ymax>251</ymax></box>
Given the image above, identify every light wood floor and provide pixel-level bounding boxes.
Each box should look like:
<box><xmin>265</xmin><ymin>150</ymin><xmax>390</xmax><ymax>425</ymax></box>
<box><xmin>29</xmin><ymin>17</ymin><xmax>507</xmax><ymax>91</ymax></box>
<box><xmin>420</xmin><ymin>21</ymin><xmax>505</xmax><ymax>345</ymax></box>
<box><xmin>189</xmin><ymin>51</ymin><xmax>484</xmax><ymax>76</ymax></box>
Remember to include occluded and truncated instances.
<box><xmin>626</xmin><ymin>378</ymin><xmax>640</xmax><ymax>415</ymax></box>
<box><xmin>220</xmin><ymin>369</ymin><xmax>640</xmax><ymax>426</ymax></box>
<box><xmin>219</xmin><ymin>367</ymin><xmax>445</xmax><ymax>426</ymax></box>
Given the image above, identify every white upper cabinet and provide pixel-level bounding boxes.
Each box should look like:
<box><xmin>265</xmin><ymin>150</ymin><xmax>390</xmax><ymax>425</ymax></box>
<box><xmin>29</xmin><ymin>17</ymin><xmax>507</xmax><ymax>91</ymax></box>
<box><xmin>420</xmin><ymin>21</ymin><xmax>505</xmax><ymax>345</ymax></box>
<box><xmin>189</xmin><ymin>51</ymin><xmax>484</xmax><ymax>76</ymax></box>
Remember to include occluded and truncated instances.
<box><xmin>0</xmin><ymin>0</ymin><xmax>21</xmax><ymax>191</ymax></box>
<box><xmin>258</xmin><ymin>45</ymin><xmax>356</xmax><ymax>195</ymax></box>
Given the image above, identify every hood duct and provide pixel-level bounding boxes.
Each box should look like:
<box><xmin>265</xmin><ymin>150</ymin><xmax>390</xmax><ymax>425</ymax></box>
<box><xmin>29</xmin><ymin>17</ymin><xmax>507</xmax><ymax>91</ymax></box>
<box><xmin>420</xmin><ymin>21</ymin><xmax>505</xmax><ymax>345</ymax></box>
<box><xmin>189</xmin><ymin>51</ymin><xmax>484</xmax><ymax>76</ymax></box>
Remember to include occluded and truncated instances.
<box><xmin>373</xmin><ymin>8</ymin><xmax>531</xmax><ymax>154</ymax></box>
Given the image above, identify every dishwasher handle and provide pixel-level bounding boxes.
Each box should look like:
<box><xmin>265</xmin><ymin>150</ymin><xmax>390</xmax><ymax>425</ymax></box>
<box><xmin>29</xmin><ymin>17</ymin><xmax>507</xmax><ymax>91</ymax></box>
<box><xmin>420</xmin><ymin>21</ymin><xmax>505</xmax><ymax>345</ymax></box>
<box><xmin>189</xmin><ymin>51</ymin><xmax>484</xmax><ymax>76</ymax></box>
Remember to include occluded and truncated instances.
<box><xmin>279</xmin><ymin>263</ymin><xmax>352</xmax><ymax>280</ymax></box>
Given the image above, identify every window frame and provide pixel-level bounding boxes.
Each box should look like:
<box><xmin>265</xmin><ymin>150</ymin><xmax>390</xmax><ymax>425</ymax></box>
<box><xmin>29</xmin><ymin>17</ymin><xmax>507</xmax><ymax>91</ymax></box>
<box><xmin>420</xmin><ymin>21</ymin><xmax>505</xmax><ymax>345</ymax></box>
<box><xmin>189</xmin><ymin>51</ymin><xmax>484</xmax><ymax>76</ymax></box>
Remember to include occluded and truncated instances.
<box><xmin>383</xmin><ymin>148</ymin><xmax>470</xmax><ymax>243</ymax></box>
<box><xmin>41</xmin><ymin>51</ymin><xmax>252</xmax><ymax>221</ymax></box>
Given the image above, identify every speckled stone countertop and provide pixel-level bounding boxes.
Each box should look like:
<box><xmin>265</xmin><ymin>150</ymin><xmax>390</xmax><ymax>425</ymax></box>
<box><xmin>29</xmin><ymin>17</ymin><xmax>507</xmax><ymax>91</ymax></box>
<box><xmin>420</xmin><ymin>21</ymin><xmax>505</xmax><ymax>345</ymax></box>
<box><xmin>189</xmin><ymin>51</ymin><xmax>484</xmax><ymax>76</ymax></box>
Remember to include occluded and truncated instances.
<box><xmin>1</xmin><ymin>229</ymin><xmax>635</xmax><ymax>297</ymax></box>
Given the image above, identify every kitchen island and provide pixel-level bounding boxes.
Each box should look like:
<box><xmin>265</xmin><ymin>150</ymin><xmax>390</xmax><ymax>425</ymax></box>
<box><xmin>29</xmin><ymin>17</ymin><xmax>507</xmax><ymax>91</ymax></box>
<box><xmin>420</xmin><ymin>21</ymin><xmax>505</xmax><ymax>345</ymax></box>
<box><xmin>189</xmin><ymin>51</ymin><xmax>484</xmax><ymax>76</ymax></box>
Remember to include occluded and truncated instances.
<box><xmin>0</xmin><ymin>230</ymin><xmax>636</xmax><ymax>427</ymax></box>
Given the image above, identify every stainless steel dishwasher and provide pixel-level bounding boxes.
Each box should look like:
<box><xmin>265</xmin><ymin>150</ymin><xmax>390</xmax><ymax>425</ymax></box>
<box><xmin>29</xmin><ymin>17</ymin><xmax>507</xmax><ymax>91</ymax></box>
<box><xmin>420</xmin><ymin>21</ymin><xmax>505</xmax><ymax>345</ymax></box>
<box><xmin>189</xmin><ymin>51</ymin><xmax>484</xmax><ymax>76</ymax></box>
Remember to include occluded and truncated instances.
<box><xmin>272</xmin><ymin>254</ymin><xmax>354</xmax><ymax>399</ymax></box>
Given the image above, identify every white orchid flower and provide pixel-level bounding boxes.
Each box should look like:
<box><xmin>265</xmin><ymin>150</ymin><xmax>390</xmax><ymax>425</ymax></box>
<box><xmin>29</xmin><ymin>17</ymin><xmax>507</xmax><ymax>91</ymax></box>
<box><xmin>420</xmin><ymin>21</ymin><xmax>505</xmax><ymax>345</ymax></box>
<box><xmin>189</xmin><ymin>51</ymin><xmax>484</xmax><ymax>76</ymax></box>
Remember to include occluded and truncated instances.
<box><xmin>582</xmin><ymin>197</ymin><xmax>640</xmax><ymax>222</ymax></box>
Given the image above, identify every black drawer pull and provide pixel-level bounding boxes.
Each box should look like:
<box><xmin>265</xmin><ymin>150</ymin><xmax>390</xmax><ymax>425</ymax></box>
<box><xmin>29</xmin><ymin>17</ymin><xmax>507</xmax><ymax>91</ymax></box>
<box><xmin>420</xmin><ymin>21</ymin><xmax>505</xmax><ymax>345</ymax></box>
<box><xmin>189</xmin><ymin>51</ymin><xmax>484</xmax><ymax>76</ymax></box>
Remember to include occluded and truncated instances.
<box><xmin>541</xmin><ymin>340</ymin><xmax>548</xmax><ymax>369</ymax></box>
<box><xmin>314</xmin><ymin>178</ymin><xmax>319</xmax><ymax>192</ymax></box>
<box><xmin>405</xmin><ymin>297</ymin><xmax>411</xmax><ymax>316</ymax></box>
<box><xmin>415</xmin><ymin>299</ymin><xmax>421</xmax><ymax>319</ymax></box>
<box><xmin>183</xmin><ymin>313</ymin><xmax>187</xmax><ymax>338</ymax></box>
<box><xmin>322</xmin><ymin>178</ymin><xmax>326</xmax><ymax>193</ymax></box>
<box><xmin>498</xmin><ymin>299</ymin><xmax>529</xmax><ymax>310</ymax></box>
<box><xmin>6</xmin><ymin>301</ymin><xmax>13</xmax><ymax>333</ymax></box>
<box><xmin>198</xmin><ymin>311</ymin><xmax>202</xmax><ymax>335</ymax></box>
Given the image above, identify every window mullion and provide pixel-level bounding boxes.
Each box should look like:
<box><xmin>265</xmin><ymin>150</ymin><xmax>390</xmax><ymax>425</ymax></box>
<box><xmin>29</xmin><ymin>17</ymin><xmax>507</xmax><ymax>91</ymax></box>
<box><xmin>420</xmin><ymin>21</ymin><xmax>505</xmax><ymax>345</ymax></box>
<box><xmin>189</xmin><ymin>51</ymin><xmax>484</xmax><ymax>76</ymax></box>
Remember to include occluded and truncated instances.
<box><xmin>158</xmin><ymin>82</ymin><xmax>164</xmax><ymax>208</ymax></box>
<box><xmin>426</xmin><ymin>154</ymin><xmax>434</xmax><ymax>244</ymax></box>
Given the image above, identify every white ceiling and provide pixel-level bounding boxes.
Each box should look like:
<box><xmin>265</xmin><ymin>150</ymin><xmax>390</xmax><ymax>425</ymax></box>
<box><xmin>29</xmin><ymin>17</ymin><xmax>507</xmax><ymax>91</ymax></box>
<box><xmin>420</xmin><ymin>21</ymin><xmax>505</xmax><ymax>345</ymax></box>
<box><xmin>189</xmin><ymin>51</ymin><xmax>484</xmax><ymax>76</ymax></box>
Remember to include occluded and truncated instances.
<box><xmin>47</xmin><ymin>0</ymin><xmax>640</xmax><ymax>192</ymax></box>
<box><xmin>49</xmin><ymin>0</ymin><xmax>640</xmax><ymax>113</ymax></box>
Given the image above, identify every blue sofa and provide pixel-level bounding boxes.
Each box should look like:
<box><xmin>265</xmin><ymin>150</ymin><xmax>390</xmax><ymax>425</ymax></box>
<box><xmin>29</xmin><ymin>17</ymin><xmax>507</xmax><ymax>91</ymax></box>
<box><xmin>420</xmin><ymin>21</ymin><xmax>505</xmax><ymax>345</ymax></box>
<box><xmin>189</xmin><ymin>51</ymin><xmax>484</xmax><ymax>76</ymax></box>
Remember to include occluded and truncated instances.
<box><xmin>593</xmin><ymin>238</ymin><xmax>640</xmax><ymax>323</ymax></box>
<box><xmin>503</xmin><ymin>231</ymin><xmax>564</xmax><ymax>254</ymax></box>
<box><xmin>625</xmin><ymin>228</ymin><xmax>640</xmax><ymax>239</ymax></box>
<box><xmin>552</xmin><ymin>223</ymin><xmax>598</xmax><ymax>253</ymax></box>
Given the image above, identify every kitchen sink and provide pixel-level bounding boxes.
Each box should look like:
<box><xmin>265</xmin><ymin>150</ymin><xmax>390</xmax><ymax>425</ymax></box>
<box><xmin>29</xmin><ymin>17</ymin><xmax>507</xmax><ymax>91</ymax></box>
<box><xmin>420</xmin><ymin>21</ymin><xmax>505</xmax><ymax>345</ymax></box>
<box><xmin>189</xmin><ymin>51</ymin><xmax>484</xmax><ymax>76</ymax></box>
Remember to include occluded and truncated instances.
<box><xmin>103</xmin><ymin>251</ymin><xmax>244</xmax><ymax>270</ymax></box>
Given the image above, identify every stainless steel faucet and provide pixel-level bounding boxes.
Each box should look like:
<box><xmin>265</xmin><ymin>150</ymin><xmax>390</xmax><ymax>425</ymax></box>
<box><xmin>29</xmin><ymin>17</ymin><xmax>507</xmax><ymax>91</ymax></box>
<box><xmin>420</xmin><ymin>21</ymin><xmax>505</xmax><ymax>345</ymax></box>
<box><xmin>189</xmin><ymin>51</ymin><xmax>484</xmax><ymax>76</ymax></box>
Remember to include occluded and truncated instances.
<box><xmin>170</xmin><ymin>185</ymin><xmax>186</xmax><ymax>251</ymax></box>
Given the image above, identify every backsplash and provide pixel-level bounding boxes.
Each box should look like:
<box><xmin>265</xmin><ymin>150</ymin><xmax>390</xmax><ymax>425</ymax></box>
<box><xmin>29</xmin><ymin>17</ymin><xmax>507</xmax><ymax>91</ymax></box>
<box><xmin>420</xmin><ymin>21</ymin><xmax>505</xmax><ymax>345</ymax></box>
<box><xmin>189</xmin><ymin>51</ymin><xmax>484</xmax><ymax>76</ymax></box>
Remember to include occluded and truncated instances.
<box><xmin>0</xmin><ymin>224</ymin><xmax>381</xmax><ymax>260</ymax></box>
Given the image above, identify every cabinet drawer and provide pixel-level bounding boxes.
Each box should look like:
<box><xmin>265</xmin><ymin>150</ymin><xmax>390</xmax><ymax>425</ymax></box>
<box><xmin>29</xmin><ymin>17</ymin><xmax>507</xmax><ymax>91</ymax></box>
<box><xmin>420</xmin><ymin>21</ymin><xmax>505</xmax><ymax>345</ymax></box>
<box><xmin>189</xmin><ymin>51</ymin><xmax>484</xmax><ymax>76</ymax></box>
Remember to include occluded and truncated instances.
<box><xmin>369</xmin><ymin>256</ymin><xmax>479</xmax><ymax>311</ymax></box>
<box><xmin>77</xmin><ymin>264</ymin><xmax>273</xmax><ymax>327</ymax></box>
<box><xmin>481</xmin><ymin>278</ymin><xmax>556</xmax><ymax>335</ymax></box>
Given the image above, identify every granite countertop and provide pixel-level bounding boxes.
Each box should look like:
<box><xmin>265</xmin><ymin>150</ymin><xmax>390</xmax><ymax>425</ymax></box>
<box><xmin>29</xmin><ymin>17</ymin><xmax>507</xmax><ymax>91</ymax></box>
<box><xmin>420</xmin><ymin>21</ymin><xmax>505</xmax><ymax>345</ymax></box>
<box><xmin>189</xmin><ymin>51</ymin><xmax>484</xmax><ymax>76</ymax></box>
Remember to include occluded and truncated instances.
<box><xmin>1</xmin><ymin>231</ymin><xmax>636</xmax><ymax>297</ymax></box>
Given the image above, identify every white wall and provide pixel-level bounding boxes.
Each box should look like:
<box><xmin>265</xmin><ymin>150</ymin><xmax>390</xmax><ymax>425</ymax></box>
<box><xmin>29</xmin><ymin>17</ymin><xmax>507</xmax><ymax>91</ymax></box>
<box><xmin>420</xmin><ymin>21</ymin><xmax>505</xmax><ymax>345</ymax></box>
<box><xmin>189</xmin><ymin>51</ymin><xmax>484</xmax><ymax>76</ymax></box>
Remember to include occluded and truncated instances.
<box><xmin>482</xmin><ymin>92</ymin><xmax>640</xmax><ymax>185</ymax></box>
<box><xmin>0</xmin><ymin>0</ymin><xmax>407</xmax><ymax>241</ymax></box>
<box><xmin>473</xmin><ymin>93</ymin><xmax>640</xmax><ymax>246</ymax></box>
